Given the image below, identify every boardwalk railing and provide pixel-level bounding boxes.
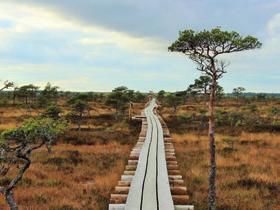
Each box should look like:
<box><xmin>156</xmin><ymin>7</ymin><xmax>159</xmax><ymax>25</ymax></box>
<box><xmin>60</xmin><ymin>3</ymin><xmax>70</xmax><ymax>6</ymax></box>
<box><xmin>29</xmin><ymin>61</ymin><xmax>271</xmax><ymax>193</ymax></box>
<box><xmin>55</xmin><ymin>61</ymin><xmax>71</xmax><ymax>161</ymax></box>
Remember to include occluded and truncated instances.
<box><xmin>109</xmin><ymin>99</ymin><xmax>194</xmax><ymax>210</ymax></box>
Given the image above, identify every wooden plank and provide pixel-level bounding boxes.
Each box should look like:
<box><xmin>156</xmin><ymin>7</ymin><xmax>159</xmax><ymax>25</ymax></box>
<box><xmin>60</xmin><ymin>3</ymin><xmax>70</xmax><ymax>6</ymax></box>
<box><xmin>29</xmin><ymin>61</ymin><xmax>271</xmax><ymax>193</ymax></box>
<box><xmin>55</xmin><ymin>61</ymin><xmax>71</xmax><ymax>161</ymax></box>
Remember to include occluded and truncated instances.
<box><xmin>109</xmin><ymin>99</ymin><xmax>194</xmax><ymax>210</ymax></box>
<box><xmin>125</xmin><ymin>99</ymin><xmax>174</xmax><ymax>210</ymax></box>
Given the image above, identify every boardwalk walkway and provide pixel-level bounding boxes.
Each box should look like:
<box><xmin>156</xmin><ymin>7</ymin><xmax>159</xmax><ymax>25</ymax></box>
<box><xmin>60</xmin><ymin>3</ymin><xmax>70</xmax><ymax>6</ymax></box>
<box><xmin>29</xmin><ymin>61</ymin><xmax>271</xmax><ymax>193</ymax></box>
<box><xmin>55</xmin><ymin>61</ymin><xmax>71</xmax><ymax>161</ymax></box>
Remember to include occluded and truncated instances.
<box><xmin>109</xmin><ymin>99</ymin><xmax>194</xmax><ymax>210</ymax></box>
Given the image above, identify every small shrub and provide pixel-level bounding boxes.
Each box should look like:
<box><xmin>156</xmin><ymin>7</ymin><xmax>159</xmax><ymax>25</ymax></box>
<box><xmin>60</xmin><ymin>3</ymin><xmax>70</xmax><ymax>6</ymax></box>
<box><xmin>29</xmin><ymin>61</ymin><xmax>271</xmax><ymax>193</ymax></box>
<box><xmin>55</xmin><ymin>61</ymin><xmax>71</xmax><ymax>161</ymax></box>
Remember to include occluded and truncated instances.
<box><xmin>268</xmin><ymin>107</ymin><xmax>280</xmax><ymax>117</ymax></box>
<box><xmin>220</xmin><ymin>147</ymin><xmax>237</xmax><ymax>155</ymax></box>
<box><xmin>222</xmin><ymin>137</ymin><xmax>236</xmax><ymax>148</ymax></box>
<box><xmin>272</xmin><ymin>120</ymin><xmax>280</xmax><ymax>126</ymax></box>
<box><xmin>0</xmin><ymin>177</ymin><xmax>11</xmax><ymax>186</ymax></box>
<box><xmin>239</xmin><ymin>139</ymin><xmax>269</xmax><ymax>147</ymax></box>
<box><xmin>91</xmin><ymin>188</ymin><xmax>111</xmax><ymax>209</ymax></box>
<box><xmin>44</xmin><ymin>104</ymin><xmax>62</xmax><ymax>119</ymax></box>
<box><xmin>49</xmin><ymin>205</ymin><xmax>78</xmax><ymax>210</ymax></box>
<box><xmin>37</xmin><ymin>179</ymin><xmax>64</xmax><ymax>187</ymax></box>
<box><xmin>192</xmin><ymin>176</ymin><xmax>205</xmax><ymax>186</ymax></box>
<box><xmin>43</xmin><ymin>157</ymin><xmax>66</xmax><ymax>166</ymax></box>
<box><xmin>0</xmin><ymin>98</ymin><xmax>9</xmax><ymax>107</ymax></box>
<box><xmin>246</xmin><ymin>103</ymin><xmax>258</xmax><ymax>113</ymax></box>
<box><xmin>228</xmin><ymin>112</ymin><xmax>245</xmax><ymax>127</ymax></box>
<box><xmin>66</xmin><ymin>150</ymin><xmax>83</xmax><ymax>165</ymax></box>
<box><xmin>18</xmin><ymin>177</ymin><xmax>33</xmax><ymax>187</ymax></box>
<box><xmin>43</xmin><ymin>154</ymin><xmax>82</xmax><ymax>166</ymax></box>
<box><xmin>33</xmin><ymin>194</ymin><xmax>48</xmax><ymax>204</ymax></box>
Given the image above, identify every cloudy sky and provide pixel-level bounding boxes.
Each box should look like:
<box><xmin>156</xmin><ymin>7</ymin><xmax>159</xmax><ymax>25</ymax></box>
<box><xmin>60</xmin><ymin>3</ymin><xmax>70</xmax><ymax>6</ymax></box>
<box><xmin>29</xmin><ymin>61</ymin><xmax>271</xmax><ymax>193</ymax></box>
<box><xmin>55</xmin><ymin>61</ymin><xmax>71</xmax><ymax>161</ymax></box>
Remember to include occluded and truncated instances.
<box><xmin>0</xmin><ymin>0</ymin><xmax>279</xmax><ymax>92</ymax></box>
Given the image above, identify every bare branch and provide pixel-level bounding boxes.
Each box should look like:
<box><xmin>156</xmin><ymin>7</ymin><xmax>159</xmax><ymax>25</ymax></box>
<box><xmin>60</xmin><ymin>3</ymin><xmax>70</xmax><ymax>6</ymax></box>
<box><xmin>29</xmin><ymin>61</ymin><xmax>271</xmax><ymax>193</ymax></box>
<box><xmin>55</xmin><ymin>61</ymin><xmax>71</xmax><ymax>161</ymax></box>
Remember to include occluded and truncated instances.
<box><xmin>216</xmin><ymin>60</ymin><xmax>229</xmax><ymax>79</ymax></box>
<box><xmin>0</xmin><ymin>81</ymin><xmax>14</xmax><ymax>92</ymax></box>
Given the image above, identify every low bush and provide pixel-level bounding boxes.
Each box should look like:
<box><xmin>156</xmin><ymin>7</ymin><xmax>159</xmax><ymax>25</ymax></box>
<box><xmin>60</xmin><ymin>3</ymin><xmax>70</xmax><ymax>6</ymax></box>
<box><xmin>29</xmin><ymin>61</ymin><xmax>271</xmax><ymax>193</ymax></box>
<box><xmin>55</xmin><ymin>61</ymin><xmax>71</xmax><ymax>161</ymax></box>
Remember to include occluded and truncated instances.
<box><xmin>49</xmin><ymin>205</ymin><xmax>78</xmax><ymax>210</ymax></box>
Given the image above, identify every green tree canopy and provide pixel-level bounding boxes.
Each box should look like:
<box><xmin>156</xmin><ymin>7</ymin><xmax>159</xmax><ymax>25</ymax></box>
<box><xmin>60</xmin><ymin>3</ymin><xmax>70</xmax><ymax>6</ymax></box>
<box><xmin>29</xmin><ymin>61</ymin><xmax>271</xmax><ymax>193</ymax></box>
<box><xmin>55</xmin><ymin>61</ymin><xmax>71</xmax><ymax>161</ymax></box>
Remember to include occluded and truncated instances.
<box><xmin>37</xmin><ymin>83</ymin><xmax>60</xmax><ymax>108</ymax></box>
<box><xmin>1</xmin><ymin>117</ymin><xmax>66</xmax><ymax>146</ymax></box>
<box><xmin>168</xmin><ymin>27</ymin><xmax>262</xmax><ymax>58</ymax></box>
<box><xmin>43</xmin><ymin>104</ymin><xmax>62</xmax><ymax>119</ymax></box>
<box><xmin>67</xmin><ymin>94</ymin><xmax>90</xmax><ymax>130</ymax></box>
<box><xmin>17</xmin><ymin>84</ymin><xmax>39</xmax><ymax>105</ymax></box>
<box><xmin>42</xmin><ymin>83</ymin><xmax>59</xmax><ymax>100</ymax></box>
<box><xmin>189</xmin><ymin>75</ymin><xmax>212</xmax><ymax>95</ymax></box>
<box><xmin>232</xmin><ymin>87</ymin><xmax>246</xmax><ymax>100</ymax></box>
<box><xmin>188</xmin><ymin>75</ymin><xmax>224</xmax><ymax>101</ymax></box>
<box><xmin>133</xmin><ymin>91</ymin><xmax>147</xmax><ymax>102</ymax></box>
<box><xmin>157</xmin><ymin>90</ymin><xmax>166</xmax><ymax>102</ymax></box>
<box><xmin>164</xmin><ymin>92</ymin><xmax>183</xmax><ymax>113</ymax></box>
<box><xmin>0</xmin><ymin>117</ymin><xmax>66</xmax><ymax>209</ymax></box>
<box><xmin>106</xmin><ymin>86</ymin><xmax>131</xmax><ymax>118</ymax></box>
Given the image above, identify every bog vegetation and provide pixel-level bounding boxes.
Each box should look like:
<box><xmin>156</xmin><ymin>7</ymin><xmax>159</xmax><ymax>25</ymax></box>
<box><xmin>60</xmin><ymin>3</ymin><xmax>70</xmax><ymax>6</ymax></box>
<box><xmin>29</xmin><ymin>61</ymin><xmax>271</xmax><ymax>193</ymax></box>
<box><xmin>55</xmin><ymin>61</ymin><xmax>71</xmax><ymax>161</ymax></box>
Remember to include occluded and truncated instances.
<box><xmin>0</xmin><ymin>78</ymin><xmax>279</xmax><ymax>209</ymax></box>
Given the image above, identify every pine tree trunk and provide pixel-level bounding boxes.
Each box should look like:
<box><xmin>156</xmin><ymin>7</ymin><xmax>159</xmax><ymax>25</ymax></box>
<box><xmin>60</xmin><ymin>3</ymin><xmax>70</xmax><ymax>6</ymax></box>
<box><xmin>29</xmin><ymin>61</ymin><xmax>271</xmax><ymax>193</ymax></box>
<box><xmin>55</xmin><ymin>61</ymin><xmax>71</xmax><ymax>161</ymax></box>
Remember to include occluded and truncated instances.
<box><xmin>128</xmin><ymin>102</ymin><xmax>132</xmax><ymax>119</ymax></box>
<box><xmin>204</xmin><ymin>86</ymin><xmax>208</xmax><ymax>102</ymax></box>
<box><xmin>5</xmin><ymin>190</ymin><xmax>18</xmax><ymax>210</ymax></box>
<box><xmin>13</xmin><ymin>90</ymin><xmax>16</xmax><ymax>105</ymax></box>
<box><xmin>208</xmin><ymin>63</ymin><xmax>217</xmax><ymax>210</ymax></box>
<box><xmin>78</xmin><ymin>113</ymin><xmax>82</xmax><ymax>132</ymax></box>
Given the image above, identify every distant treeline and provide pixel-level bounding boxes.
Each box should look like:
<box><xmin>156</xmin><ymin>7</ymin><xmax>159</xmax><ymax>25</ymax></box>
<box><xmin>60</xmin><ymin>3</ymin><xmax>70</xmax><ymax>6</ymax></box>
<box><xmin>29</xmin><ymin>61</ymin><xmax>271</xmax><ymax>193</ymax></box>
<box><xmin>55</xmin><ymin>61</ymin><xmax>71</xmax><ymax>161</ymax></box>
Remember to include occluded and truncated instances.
<box><xmin>225</xmin><ymin>92</ymin><xmax>280</xmax><ymax>98</ymax></box>
<box><xmin>2</xmin><ymin>90</ymin><xmax>280</xmax><ymax>97</ymax></box>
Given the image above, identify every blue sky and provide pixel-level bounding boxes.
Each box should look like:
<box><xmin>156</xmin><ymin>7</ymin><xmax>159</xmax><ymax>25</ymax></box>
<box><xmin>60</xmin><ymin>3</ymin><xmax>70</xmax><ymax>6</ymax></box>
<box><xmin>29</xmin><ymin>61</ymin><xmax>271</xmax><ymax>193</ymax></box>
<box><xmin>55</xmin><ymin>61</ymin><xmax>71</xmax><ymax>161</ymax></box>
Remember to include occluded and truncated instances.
<box><xmin>0</xmin><ymin>0</ymin><xmax>279</xmax><ymax>92</ymax></box>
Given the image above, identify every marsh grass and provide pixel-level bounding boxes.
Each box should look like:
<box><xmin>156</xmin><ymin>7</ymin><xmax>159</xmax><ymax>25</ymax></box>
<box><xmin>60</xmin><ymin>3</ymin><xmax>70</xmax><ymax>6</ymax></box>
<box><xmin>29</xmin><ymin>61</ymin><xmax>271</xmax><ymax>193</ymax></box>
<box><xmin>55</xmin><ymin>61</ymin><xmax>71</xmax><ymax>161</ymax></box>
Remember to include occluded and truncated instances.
<box><xmin>0</xmin><ymin>102</ymin><xmax>142</xmax><ymax>209</ymax></box>
<box><xmin>172</xmin><ymin>132</ymin><xmax>280</xmax><ymax>210</ymax></box>
<box><xmin>0</xmin><ymin>99</ymin><xmax>279</xmax><ymax>209</ymax></box>
<box><xmin>0</xmin><ymin>143</ymin><xmax>131</xmax><ymax>210</ymax></box>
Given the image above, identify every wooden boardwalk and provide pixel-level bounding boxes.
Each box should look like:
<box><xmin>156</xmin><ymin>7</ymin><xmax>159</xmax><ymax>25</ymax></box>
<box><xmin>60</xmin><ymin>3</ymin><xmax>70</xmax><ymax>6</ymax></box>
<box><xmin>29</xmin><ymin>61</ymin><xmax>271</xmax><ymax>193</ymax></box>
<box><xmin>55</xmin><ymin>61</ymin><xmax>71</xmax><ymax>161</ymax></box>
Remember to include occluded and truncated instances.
<box><xmin>109</xmin><ymin>99</ymin><xmax>194</xmax><ymax>210</ymax></box>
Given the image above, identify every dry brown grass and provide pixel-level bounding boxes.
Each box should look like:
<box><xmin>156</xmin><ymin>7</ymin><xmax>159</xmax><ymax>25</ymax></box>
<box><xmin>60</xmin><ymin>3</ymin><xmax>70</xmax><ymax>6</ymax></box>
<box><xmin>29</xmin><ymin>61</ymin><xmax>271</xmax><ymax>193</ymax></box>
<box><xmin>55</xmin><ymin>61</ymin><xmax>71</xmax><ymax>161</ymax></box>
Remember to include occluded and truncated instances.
<box><xmin>0</xmin><ymin>101</ymin><xmax>143</xmax><ymax>210</ymax></box>
<box><xmin>173</xmin><ymin>132</ymin><xmax>280</xmax><ymax>210</ymax></box>
<box><xmin>161</xmin><ymin>98</ymin><xmax>280</xmax><ymax>209</ymax></box>
<box><xmin>0</xmin><ymin>98</ymin><xmax>279</xmax><ymax>209</ymax></box>
<box><xmin>160</xmin><ymin>99</ymin><xmax>280</xmax><ymax>119</ymax></box>
<box><xmin>0</xmin><ymin>143</ymin><xmax>131</xmax><ymax>210</ymax></box>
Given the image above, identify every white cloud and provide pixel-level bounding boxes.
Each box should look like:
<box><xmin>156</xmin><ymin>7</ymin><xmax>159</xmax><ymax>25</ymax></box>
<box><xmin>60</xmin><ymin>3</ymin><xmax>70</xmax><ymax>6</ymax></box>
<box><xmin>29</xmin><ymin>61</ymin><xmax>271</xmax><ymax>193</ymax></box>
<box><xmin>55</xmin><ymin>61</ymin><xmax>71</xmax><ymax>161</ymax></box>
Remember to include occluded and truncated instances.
<box><xmin>47</xmin><ymin>77</ymin><xmax>92</xmax><ymax>91</ymax></box>
<box><xmin>0</xmin><ymin>2</ymin><xmax>75</xmax><ymax>32</ymax></box>
<box><xmin>0</xmin><ymin>1</ymin><xmax>165</xmax><ymax>56</ymax></box>
<box><xmin>264</xmin><ymin>12</ymin><xmax>280</xmax><ymax>54</ymax></box>
<box><xmin>0</xmin><ymin>1</ymin><xmax>278</xmax><ymax>92</ymax></box>
<box><xmin>0</xmin><ymin>1</ymin><xmax>170</xmax><ymax>91</ymax></box>
<box><xmin>220</xmin><ymin>12</ymin><xmax>280</xmax><ymax>63</ymax></box>
<box><xmin>78</xmin><ymin>35</ymin><xmax>165</xmax><ymax>55</ymax></box>
<box><xmin>267</xmin><ymin>13</ymin><xmax>280</xmax><ymax>36</ymax></box>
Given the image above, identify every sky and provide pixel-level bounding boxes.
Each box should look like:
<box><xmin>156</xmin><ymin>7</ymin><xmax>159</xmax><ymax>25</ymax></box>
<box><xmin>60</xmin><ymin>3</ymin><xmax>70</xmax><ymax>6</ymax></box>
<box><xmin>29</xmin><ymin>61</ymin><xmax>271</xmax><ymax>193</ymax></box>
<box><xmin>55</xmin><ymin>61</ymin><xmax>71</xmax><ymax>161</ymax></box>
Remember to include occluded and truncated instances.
<box><xmin>0</xmin><ymin>0</ymin><xmax>279</xmax><ymax>92</ymax></box>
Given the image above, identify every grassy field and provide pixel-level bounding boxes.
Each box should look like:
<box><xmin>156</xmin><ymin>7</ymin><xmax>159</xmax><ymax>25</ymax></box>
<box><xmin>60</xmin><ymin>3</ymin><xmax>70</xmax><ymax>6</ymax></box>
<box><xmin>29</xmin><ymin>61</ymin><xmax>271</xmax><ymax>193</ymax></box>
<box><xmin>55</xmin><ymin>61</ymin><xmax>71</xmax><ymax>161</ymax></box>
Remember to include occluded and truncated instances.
<box><xmin>173</xmin><ymin>132</ymin><xmax>280</xmax><ymax>210</ymax></box>
<box><xmin>0</xmin><ymin>144</ymin><xmax>130</xmax><ymax>210</ymax></box>
<box><xmin>0</xmin><ymin>98</ymin><xmax>279</xmax><ymax>210</ymax></box>
<box><xmin>0</xmin><ymin>102</ymin><xmax>142</xmax><ymax>210</ymax></box>
<box><xmin>162</xmin><ymin>99</ymin><xmax>280</xmax><ymax>210</ymax></box>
